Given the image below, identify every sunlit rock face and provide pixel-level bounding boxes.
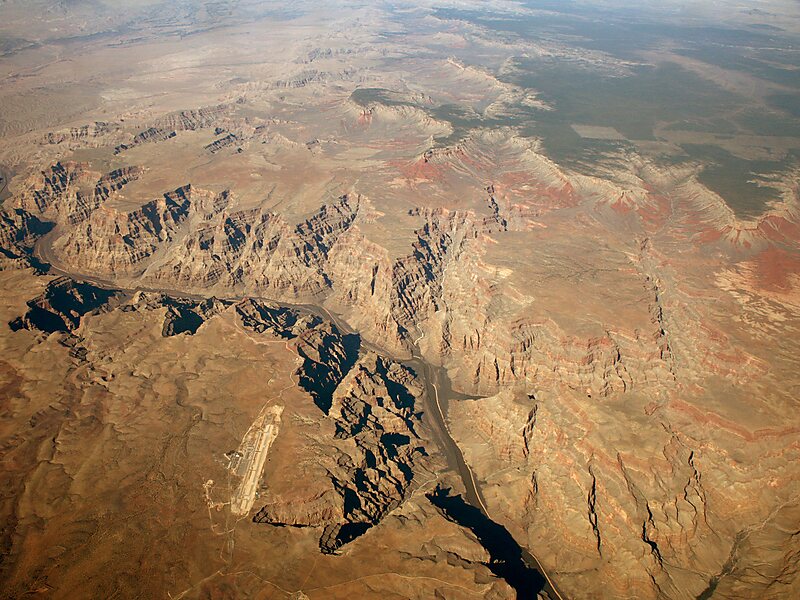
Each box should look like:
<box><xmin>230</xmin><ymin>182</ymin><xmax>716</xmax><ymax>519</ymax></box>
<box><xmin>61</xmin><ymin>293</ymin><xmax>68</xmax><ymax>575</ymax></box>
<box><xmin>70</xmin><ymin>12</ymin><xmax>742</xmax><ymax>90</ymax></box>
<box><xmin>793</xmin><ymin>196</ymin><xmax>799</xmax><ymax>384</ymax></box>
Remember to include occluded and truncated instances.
<box><xmin>1</xmin><ymin>0</ymin><xmax>799</xmax><ymax>598</ymax></box>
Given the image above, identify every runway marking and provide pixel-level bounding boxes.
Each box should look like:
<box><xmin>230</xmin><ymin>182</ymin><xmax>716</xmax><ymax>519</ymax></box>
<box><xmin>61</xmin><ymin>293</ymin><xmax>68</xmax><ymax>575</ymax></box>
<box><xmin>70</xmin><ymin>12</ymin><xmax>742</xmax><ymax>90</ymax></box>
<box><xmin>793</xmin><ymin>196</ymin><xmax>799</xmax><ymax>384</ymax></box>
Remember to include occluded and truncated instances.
<box><xmin>229</xmin><ymin>405</ymin><xmax>284</xmax><ymax>517</ymax></box>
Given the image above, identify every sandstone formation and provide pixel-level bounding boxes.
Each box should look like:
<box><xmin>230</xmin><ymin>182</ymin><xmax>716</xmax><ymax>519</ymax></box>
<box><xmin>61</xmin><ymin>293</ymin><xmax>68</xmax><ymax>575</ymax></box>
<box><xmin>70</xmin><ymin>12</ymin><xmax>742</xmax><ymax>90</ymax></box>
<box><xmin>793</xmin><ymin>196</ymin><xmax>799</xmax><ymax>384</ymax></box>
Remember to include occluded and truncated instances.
<box><xmin>0</xmin><ymin>207</ymin><xmax>49</xmax><ymax>268</ymax></box>
<box><xmin>0</xmin><ymin>268</ymin><xmax>513</xmax><ymax>599</ymax></box>
<box><xmin>0</xmin><ymin>1</ymin><xmax>798</xmax><ymax>598</ymax></box>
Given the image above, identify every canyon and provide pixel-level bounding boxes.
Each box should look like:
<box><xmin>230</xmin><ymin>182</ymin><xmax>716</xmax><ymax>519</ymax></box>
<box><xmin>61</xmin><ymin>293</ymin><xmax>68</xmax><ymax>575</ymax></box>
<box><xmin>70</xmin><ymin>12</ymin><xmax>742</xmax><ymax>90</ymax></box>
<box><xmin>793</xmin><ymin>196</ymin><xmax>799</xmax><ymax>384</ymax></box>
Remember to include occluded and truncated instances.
<box><xmin>1</xmin><ymin>1</ymin><xmax>799</xmax><ymax>599</ymax></box>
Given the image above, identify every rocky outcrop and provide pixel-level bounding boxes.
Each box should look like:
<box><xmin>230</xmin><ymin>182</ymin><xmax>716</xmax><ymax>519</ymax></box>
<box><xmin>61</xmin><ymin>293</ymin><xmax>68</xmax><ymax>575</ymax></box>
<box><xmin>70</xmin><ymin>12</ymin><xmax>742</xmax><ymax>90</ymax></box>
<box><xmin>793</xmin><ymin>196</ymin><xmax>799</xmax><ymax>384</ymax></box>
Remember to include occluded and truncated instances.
<box><xmin>302</xmin><ymin>47</ymin><xmax>359</xmax><ymax>64</ymax></box>
<box><xmin>255</xmin><ymin>349</ymin><xmax>427</xmax><ymax>554</ymax></box>
<box><xmin>244</xmin><ymin>304</ymin><xmax>428</xmax><ymax>554</ymax></box>
<box><xmin>329</xmin><ymin>206</ymin><xmax>493</xmax><ymax>355</ymax></box>
<box><xmin>15</xmin><ymin>162</ymin><xmax>90</xmax><ymax>215</ymax></box>
<box><xmin>53</xmin><ymin>185</ymin><xmax>229</xmax><ymax>274</ymax></box>
<box><xmin>235</xmin><ymin>297</ymin><xmax>298</xmax><ymax>337</ymax></box>
<box><xmin>343</xmin><ymin>97</ymin><xmax>453</xmax><ymax>137</ymax></box>
<box><xmin>0</xmin><ymin>208</ymin><xmax>50</xmax><ymax>267</ymax></box>
<box><xmin>204</xmin><ymin>133</ymin><xmax>239</xmax><ymax>154</ymax></box>
<box><xmin>293</xmin><ymin>318</ymin><xmax>360</xmax><ymax>414</ymax></box>
<box><xmin>672</xmin><ymin>169</ymin><xmax>800</xmax><ymax>248</ymax></box>
<box><xmin>14</xmin><ymin>162</ymin><xmax>143</xmax><ymax>225</ymax></box>
<box><xmin>320</xmin><ymin>353</ymin><xmax>425</xmax><ymax>552</ymax></box>
<box><xmin>9</xmin><ymin>276</ymin><xmax>117</xmax><ymax>333</ymax></box>
<box><xmin>114</xmin><ymin>103</ymin><xmax>238</xmax><ymax>154</ymax></box>
<box><xmin>121</xmin><ymin>292</ymin><xmax>230</xmax><ymax>336</ymax></box>
<box><xmin>391</xmin><ymin>208</ymin><xmax>476</xmax><ymax>332</ymax></box>
<box><xmin>42</xmin><ymin>121</ymin><xmax>121</xmax><ymax>147</ymax></box>
<box><xmin>440</xmin><ymin>318</ymin><xmax>660</xmax><ymax>397</ymax></box>
<box><xmin>142</xmin><ymin>193</ymin><xmax>363</xmax><ymax>296</ymax></box>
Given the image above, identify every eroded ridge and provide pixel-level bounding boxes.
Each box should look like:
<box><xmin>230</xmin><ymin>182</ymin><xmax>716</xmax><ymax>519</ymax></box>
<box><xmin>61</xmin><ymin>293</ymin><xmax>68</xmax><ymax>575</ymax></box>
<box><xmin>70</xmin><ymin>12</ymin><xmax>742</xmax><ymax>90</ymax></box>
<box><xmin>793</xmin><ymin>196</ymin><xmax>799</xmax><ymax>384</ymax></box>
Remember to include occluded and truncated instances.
<box><xmin>1</xmin><ymin>1</ymin><xmax>799</xmax><ymax>598</ymax></box>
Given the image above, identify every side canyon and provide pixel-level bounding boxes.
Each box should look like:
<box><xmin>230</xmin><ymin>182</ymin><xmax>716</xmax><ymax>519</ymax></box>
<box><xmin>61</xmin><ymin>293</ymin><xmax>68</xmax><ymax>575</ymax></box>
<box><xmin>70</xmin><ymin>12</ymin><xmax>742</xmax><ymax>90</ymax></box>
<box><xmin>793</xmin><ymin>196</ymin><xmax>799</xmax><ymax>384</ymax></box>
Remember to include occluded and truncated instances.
<box><xmin>1</xmin><ymin>1</ymin><xmax>799</xmax><ymax>599</ymax></box>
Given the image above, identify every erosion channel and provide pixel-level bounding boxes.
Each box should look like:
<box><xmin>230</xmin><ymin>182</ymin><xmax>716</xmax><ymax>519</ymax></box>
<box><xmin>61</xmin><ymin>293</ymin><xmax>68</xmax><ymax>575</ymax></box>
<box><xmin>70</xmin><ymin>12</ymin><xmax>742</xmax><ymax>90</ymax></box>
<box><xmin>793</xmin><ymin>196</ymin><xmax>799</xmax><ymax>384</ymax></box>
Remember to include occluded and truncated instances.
<box><xmin>30</xmin><ymin>232</ymin><xmax>562</xmax><ymax>600</ymax></box>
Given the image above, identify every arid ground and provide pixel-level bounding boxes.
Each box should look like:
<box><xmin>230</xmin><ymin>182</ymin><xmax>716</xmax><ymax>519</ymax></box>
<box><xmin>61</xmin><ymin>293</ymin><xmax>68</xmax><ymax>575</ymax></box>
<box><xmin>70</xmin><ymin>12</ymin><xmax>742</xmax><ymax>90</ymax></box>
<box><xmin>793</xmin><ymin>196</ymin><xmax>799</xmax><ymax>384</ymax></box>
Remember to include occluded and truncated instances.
<box><xmin>1</xmin><ymin>1</ymin><xmax>799</xmax><ymax>598</ymax></box>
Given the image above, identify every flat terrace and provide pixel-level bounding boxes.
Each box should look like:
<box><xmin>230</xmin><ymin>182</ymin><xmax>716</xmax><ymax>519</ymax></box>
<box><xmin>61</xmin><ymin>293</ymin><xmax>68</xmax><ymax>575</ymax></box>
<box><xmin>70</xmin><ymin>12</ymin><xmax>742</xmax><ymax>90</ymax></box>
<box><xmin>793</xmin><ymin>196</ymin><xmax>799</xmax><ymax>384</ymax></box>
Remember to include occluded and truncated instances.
<box><xmin>230</xmin><ymin>405</ymin><xmax>284</xmax><ymax>517</ymax></box>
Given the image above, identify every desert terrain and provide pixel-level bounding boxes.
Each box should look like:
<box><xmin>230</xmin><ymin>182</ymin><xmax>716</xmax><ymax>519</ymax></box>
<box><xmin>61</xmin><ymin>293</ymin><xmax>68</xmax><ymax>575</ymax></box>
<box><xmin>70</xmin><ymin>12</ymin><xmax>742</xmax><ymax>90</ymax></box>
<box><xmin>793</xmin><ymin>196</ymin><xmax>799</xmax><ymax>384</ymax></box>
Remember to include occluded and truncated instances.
<box><xmin>1</xmin><ymin>1</ymin><xmax>799</xmax><ymax>598</ymax></box>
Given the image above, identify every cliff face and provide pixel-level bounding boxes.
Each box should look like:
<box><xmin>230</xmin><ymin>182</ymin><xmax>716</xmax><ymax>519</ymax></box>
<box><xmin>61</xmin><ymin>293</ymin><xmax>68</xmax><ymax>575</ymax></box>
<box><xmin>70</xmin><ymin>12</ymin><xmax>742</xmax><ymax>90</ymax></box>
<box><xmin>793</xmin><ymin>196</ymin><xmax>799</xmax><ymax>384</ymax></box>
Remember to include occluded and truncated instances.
<box><xmin>113</xmin><ymin>103</ymin><xmax>238</xmax><ymax>154</ymax></box>
<box><xmin>0</xmin><ymin>207</ymin><xmax>50</xmax><ymax>268</ymax></box>
<box><xmin>255</xmin><ymin>349</ymin><xmax>427</xmax><ymax>554</ymax></box>
<box><xmin>0</xmin><ymin>269</ymin><xmax>510</xmax><ymax>600</ymax></box>
<box><xmin>53</xmin><ymin>185</ymin><xmax>226</xmax><ymax>274</ymax></box>
<box><xmin>149</xmin><ymin>194</ymin><xmax>364</xmax><ymax>296</ymax></box>
<box><xmin>9</xmin><ymin>276</ymin><xmax>118</xmax><ymax>333</ymax></box>
<box><xmin>3</xmin><ymin>82</ymin><xmax>799</xmax><ymax>600</ymax></box>
<box><xmin>6</xmin><ymin>277</ymin><xmax>433</xmax><ymax>557</ymax></box>
<box><xmin>2</xmin><ymin>1</ymin><xmax>798</xmax><ymax>597</ymax></box>
<box><xmin>16</xmin><ymin>162</ymin><xmax>144</xmax><ymax>226</ymax></box>
<box><xmin>232</xmin><ymin>299</ymin><xmax>428</xmax><ymax>551</ymax></box>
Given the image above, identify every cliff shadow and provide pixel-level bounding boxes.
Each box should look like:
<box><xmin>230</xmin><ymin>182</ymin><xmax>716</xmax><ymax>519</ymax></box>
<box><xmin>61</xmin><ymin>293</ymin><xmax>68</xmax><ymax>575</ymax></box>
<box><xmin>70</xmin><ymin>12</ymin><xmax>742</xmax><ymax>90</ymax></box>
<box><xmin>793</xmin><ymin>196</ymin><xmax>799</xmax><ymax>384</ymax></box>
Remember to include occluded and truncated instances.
<box><xmin>427</xmin><ymin>486</ymin><xmax>546</xmax><ymax>599</ymax></box>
